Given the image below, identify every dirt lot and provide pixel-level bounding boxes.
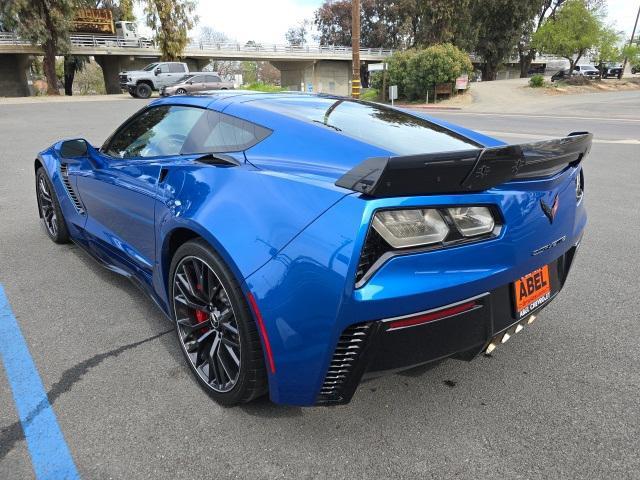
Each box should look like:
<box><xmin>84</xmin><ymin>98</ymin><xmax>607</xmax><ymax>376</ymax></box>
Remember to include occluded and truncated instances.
<box><xmin>544</xmin><ymin>77</ymin><xmax>640</xmax><ymax>95</ymax></box>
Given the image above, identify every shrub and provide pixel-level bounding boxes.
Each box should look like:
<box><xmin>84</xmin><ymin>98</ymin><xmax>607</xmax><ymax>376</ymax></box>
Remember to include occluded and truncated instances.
<box><xmin>369</xmin><ymin>71</ymin><xmax>383</xmax><ymax>91</ymax></box>
<box><xmin>529</xmin><ymin>74</ymin><xmax>545</xmax><ymax>88</ymax></box>
<box><xmin>386</xmin><ymin>44</ymin><xmax>473</xmax><ymax>101</ymax></box>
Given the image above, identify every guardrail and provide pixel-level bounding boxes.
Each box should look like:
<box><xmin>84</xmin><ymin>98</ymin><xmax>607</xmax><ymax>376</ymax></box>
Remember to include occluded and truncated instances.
<box><xmin>0</xmin><ymin>32</ymin><xmax>394</xmax><ymax>57</ymax></box>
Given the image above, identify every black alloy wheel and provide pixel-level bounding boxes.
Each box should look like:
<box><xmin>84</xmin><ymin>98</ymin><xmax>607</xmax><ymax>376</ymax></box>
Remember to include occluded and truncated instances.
<box><xmin>36</xmin><ymin>167</ymin><xmax>70</xmax><ymax>244</ymax></box>
<box><xmin>135</xmin><ymin>83</ymin><xmax>152</xmax><ymax>99</ymax></box>
<box><xmin>170</xmin><ymin>240</ymin><xmax>267</xmax><ymax>405</ymax></box>
<box><xmin>176</xmin><ymin>88</ymin><xmax>187</xmax><ymax>95</ymax></box>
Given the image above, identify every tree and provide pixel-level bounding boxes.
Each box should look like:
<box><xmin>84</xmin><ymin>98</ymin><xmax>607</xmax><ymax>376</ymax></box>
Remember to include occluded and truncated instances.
<box><xmin>471</xmin><ymin>0</ymin><xmax>541</xmax><ymax>81</ymax></box>
<box><xmin>406</xmin><ymin>0</ymin><xmax>470</xmax><ymax>47</ymax></box>
<box><xmin>142</xmin><ymin>0</ymin><xmax>197</xmax><ymax>61</ymax></box>
<box><xmin>517</xmin><ymin>0</ymin><xmax>562</xmax><ymax>78</ymax></box>
<box><xmin>63</xmin><ymin>55</ymin><xmax>88</xmax><ymax>95</ymax></box>
<box><xmin>313</xmin><ymin>1</ymin><xmax>476</xmax><ymax>50</ymax></box>
<box><xmin>533</xmin><ymin>0</ymin><xmax>602</xmax><ymax>74</ymax></box>
<box><xmin>61</xmin><ymin>1</ymin><xmax>135</xmax><ymax>95</ymax></box>
<box><xmin>314</xmin><ymin>0</ymin><xmax>408</xmax><ymax>49</ymax></box>
<box><xmin>386</xmin><ymin>44</ymin><xmax>473</xmax><ymax>100</ymax></box>
<box><xmin>593</xmin><ymin>26</ymin><xmax>622</xmax><ymax>77</ymax></box>
<box><xmin>200</xmin><ymin>25</ymin><xmax>228</xmax><ymax>45</ymax></box>
<box><xmin>0</xmin><ymin>0</ymin><xmax>75</xmax><ymax>95</ymax></box>
<box><xmin>285</xmin><ymin>20</ymin><xmax>310</xmax><ymax>46</ymax></box>
<box><xmin>199</xmin><ymin>26</ymin><xmax>236</xmax><ymax>76</ymax></box>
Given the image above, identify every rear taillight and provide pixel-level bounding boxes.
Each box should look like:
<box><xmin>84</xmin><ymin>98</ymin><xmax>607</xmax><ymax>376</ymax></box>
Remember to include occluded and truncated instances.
<box><xmin>576</xmin><ymin>169</ymin><xmax>584</xmax><ymax>203</ymax></box>
<box><xmin>355</xmin><ymin>206</ymin><xmax>502</xmax><ymax>287</ymax></box>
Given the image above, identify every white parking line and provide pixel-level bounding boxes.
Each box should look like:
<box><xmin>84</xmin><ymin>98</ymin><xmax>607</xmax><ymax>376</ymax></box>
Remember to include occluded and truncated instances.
<box><xmin>480</xmin><ymin>130</ymin><xmax>640</xmax><ymax>145</ymax></box>
<box><xmin>445</xmin><ymin>111</ymin><xmax>640</xmax><ymax>123</ymax></box>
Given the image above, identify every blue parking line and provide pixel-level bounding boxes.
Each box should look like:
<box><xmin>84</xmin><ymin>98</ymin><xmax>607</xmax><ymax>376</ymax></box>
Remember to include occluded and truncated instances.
<box><xmin>0</xmin><ymin>285</ymin><xmax>80</xmax><ymax>480</ymax></box>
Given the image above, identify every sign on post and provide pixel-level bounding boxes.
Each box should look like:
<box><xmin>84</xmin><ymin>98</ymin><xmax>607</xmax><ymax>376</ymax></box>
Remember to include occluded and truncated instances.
<box><xmin>389</xmin><ymin>85</ymin><xmax>398</xmax><ymax>106</ymax></box>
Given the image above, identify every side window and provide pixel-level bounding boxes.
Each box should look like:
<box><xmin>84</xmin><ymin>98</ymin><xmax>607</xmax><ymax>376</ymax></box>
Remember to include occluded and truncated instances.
<box><xmin>169</xmin><ymin>63</ymin><xmax>185</xmax><ymax>73</ymax></box>
<box><xmin>104</xmin><ymin>106</ymin><xmax>206</xmax><ymax>158</ymax></box>
<box><xmin>190</xmin><ymin>75</ymin><xmax>204</xmax><ymax>83</ymax></box>
<box><xmin>182</xmin><ymin>111</ymin><xmax>271</xmax><ymax>154</ymax></box>
<box><xmin>157</xmin><ymin>64</ymin><xmax>170</xmax><ymax>73</ymax></box>
<box><xmin>209</xmin><ymin>75</ymin><xmax>222</xmax><ymax>83</ymax></box>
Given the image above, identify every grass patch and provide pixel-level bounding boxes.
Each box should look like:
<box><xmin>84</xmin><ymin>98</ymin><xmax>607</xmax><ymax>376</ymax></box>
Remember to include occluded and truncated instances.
<box><xmin>360</xmin><ymin>88</ymin><xmax>379</xmax><ymax>101</ymax></box>
<box><xmin>243</xmin><ymin>82</ymin><xmax>286</xmax><ymax>92</ymax></box>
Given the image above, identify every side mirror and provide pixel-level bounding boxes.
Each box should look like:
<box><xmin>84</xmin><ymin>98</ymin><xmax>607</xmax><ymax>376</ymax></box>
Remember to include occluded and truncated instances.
<box><xmin>155</xmin><ymin>67</ymin><xmax>161</xmax><ymax>75</ymax></box>
<box><xmin>60</xmin><ymin>139</ymin><xmax>88</xmax><ymax>158</ymax></box>
<box><xmin>187</xmin><ymin>80</ymin><xmax>193</xmax><ymax>85</ymax></box>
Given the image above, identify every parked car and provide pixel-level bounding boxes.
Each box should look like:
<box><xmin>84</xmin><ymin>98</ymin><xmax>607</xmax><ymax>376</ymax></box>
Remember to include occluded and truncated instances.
<box><xmin>551</xmin><ymin>69</ymin><xmax>573</xmax><ymax>82</ymax></box>
<box><xmin>550</xmin><ymin>68</ymin><xmax>597</xmax><ymax>82</ymax></box>
<box><xmin>160</xmin><ymin>73</ymin><xmax>234</xmax><ymax>96</ymax></box>
<box><xmin>573</xmin><ymin>65</ymin><xmax>599</xmax><ymax>78</ymax></box>
<box><xmin>598</xmin><ymin>63</ymin><xmax>623</xmax><ymax>79</ymax></box>
<box><xmin>120</xmin><ymin>62</ymin><xmax>190</xmax><ymax>99</ymax></box>
<box><xmin>34</xmin><ymin>92</ymin><xmax>591</xmax><ymax>406</ymax></box>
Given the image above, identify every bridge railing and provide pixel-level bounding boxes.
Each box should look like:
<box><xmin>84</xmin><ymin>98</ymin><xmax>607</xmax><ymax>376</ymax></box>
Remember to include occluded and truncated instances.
<box><xmin>189</xmin><ymin>41</ymin><xmax>393</xmax><ymax>57</ymax></box>
<box><xmin>0</xmin><ymin>32</ymin><xmax>393</xmax><ymax>57</ymax></box>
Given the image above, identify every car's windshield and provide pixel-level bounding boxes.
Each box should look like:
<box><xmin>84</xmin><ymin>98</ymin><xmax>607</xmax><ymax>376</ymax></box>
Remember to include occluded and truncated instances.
<box><xmin>143</xmin><ymin>63</ymin><xmax>159</xmax><ymax>71</ymax></box>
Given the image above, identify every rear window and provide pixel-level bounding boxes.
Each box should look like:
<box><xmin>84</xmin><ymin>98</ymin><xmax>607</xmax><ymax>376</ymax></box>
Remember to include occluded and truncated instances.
<box><xmin>250</xmin><ymin>97</ymin><xmax>479</xmax><ymax>155</ymax></box>
<box><xmin>103</xmin><ymin>106</ymin><xmax>271</xmax><ymax>158</ymax></box>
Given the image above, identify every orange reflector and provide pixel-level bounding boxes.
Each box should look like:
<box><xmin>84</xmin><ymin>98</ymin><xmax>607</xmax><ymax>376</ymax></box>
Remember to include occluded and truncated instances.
<box><xmin>247</xmin><ymin>293</ymin><xmax>276</xmax><ymax>374</ymax></box>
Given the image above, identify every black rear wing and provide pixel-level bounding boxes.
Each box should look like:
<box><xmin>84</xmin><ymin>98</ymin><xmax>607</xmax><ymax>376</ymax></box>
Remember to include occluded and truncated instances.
<box><xmin>335</xmin><ymin>132</ymin><xmax>592</xmax><ymax>197</ymax></box>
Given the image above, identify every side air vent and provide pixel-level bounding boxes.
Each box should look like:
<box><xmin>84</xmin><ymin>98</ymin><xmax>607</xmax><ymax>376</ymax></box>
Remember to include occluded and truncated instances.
<box><xmin>59</xmin><ymin>164</ymin><xmax>85</xmax><ymax>215</ymax></box>
<box><xmin>317</xmin><ymin>323</ymin><xmax>375</xmax><ymax>405</ymax></box>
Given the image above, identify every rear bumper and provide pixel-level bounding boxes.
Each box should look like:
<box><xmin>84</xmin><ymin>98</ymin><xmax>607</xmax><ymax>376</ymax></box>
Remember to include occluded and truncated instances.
<box><xmin>316</xmin><ymin>244</ymin><xmax>579</xmax><ymax>405</ymax></box>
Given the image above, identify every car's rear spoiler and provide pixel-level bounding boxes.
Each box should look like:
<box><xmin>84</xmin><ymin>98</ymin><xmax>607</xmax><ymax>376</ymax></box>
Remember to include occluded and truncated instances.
<box><xmin>335</xmin><ymin>132</ymin><xmax>592</xmax><ymax>197</ymax></box>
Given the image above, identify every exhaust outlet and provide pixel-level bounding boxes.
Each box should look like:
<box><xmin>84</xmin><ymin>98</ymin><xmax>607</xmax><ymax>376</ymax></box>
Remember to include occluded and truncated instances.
<box><xmin>484</xmin><ymin>315</ymin><xmax>536</xmax><ymax>355</ymax></box>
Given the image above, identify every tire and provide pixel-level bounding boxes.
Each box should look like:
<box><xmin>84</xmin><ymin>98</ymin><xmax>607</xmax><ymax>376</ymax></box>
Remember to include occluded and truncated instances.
<box><xmin>135</xmin><ymin>83</ymin><xmax>152</xmax><ymax>99</ymax></box>
<box><xmin>36</xmin><ymin>167</ymin><xmax>70</xmax><ymax>244</ymax></box>
<box><xmin>169</xmin><ymin>239</ymin><xmax>268</xmax><ymax>406</ymax></box>
<box><xmin>176</xmin><ymin>88</ymin><xmax>187</xmax><ymax>95</ymax></box>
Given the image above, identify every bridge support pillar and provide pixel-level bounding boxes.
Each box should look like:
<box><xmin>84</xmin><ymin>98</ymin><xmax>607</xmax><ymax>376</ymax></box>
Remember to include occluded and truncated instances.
<box><xmin>95</xmin><ymin>55</ymin><xmax>123</xmax><ymax>94</ymax></box>
<box><xmin>0</xmin><ymin>54</ymin><xmax>32</xmax><ymax>97</ymax></box>
<box><xmin>185</xmin><ymin>58</ymin><xmax>211</xmax><ymax>72</ymax></box>
<box><xmin>271</xmin><ymin>60</ymin><xmax>351</xmax><ymax>96</ymax></box>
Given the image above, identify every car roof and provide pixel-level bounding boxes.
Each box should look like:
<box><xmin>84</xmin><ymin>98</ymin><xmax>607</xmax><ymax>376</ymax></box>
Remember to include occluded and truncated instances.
<box><xmin>151</xmin><ymin>91</ymin><xmax>345</xmax><ymax>110</ymax></box>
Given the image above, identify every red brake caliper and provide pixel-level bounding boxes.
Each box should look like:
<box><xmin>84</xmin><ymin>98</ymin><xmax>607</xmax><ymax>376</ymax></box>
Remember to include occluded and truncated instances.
<box><xmin>194</xmin><ymin>284</ymin><xmax>209</xmax><ymax>333</ymax></box>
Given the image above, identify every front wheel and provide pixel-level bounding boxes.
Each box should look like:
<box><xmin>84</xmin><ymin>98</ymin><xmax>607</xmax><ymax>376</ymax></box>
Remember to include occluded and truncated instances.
<box><xmin>36</xmin><ymin>167</ymin><xmax>70</xmax><ymax>244</ymax></box>
<box><xmin>176</xmin><ymin>88</ymin><xmax>187</xmax><ymax>95</ymax></box>
<box><xmin>169</xmin><ymin>239</ymin><xmax>268</xmax><ymax>405</ymax></box>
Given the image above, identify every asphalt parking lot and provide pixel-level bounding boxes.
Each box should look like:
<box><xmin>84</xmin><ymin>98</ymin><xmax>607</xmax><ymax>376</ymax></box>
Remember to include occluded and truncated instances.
<box><xmin>1</xmin><ymin>91</ymin><xmax>639</xmax><ymax>479</ymax></box>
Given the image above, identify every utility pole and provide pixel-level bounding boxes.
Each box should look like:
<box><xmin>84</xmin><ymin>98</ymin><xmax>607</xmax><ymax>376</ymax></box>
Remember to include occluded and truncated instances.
<box><xmin>621</xmin><ymin>3</ymin><xmax>640</xmax><ymax>75</ymax></box>
<box><xmin>351</xmin><ymin>0</ymin><xmax>361</xmax><ymax>99</ymax></box>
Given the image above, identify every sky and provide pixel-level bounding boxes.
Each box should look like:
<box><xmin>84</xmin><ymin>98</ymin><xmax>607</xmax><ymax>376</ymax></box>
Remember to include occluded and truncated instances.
<box><xmin>136</xmin><ymin>0</ymin><xmax>640</xmax><ymax>45</ymax></box>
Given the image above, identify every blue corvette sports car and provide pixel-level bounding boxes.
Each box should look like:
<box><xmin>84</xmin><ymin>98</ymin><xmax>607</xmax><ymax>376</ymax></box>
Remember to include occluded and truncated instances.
<box><xmin>35</xmin><ymin>92</ymin><xmax>591</xmax><ymax>406</ymax></box>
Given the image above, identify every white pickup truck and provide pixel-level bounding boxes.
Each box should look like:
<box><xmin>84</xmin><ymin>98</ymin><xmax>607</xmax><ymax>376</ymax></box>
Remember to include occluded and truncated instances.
<box><xmin>119</xmin><ymin>62</ymin><xmax>190</xmax><ymax>98</ymax></box>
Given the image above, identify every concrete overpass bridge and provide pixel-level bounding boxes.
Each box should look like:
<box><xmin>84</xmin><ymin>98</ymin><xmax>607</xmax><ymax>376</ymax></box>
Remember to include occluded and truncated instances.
<box><xmin>0</xmin><ymin>33</ymin><xmax>393</xmax><ymax>96</ymax></box>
